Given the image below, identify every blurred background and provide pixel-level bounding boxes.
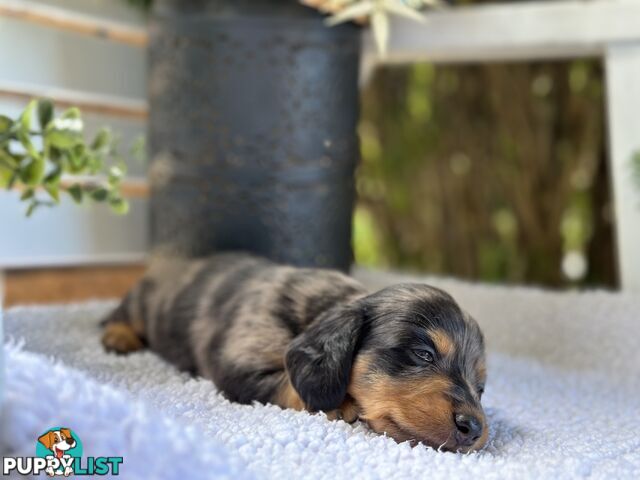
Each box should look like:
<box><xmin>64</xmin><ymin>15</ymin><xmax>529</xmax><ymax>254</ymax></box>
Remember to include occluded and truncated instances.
<box><xmin>355</xmin><ymin>59</ymin><xmax>613</xmax><ymax>288</ymax></box>
<box><xmin>2</xmin><ymin>0</ymin><xmax>636</xmax><ymax>307</ymax></box>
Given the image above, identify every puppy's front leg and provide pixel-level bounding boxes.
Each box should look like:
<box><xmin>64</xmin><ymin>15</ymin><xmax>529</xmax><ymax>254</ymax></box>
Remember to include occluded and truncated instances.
<box><xmin>325</xmin><ymin>396</ymin><xmax>360</xmax><ymax>423</ymax></box>
<box><xmin>102</xmin><ymin>322</ymin><xmax>145</xmax><ymax>354</ymax></box>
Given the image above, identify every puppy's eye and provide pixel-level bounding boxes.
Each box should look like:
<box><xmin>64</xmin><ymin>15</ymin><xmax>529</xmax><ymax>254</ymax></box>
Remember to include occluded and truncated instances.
<box><xmin>478</xmin><ymin>385</ymin><xmax>485</xmax><ymax>396</ymax></box>
<box><xmin>412</xmin><ymin>349</ymin><xmax>434</xmax><ymax>364</ymax></box>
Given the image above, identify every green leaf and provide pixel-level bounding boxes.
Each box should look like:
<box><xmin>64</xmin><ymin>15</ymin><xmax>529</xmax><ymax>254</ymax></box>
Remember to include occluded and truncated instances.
<box><xmin>44</xmin><ymin>166</ymin><xmax>63</xmax><ymax>201</ymax></box>
<box><xmin>48</xmin><ymin>146</ymin><xmax>63</xmax><ymax>162</ymax></box>
<box><xmin>20</xmin><ymin>157</ymin><xmax>46</xmax><ymax>186</ymax></box>
<box><xmin>67</xmin><ymin>184</ymin><xmax>83</xmax><ymax>203</ymax></box>
<box><xmin>37</xmin><ymin>99</ymin><xmax>54</xmax><ymax>129</ymax></box>
<box><xmin>108</xmin><ymin>164</ymin><xmax>125</xmax><ymax>185</ymax></box>
<box><xmin>1</xmin><ymin>103</ymin><xmax>131</xmax><ymax>218</ymax></box>
<box><xmin>20</xmin><ymin>99</ymin><xmax>37</xmax><ymax>133</ymax></box>
<box><xmin>109</xmin><ymin>197</ymin><xmax>129</xmax><ymax>215</ymax></box>
<box><xmin>45</xmin><ymin>182</ymin><xmax>60</xmax><ymax>202</ymax></box>
<box><xmin>130</xmin><ymin>135</ymin><xmax>146</xmax><ymax>162</ymax></box>
<box><xmin>6</xmin><ymin>170</ymin><xmax>18</xmax><ymax>189</ymax></box>
<box><xmin>90</xmin><ymin>187</ymin><xmax>108</xmax><ymax>202</ymax></box>
<box><xmin>0</xmin><ymin>115</ymin><xmax>12</xmax><ymax>134</ymax></box>
<box><xmin>45</xmin><ymin>109</ymin><xmax>84</xmax><ymax>149</ymax></box>
<box><xmin>61</xmin><ymin>107</ymin><xmax>81</xmax><ymax>119</ymax></box>
<box><xmin>0</xmin><ymin>164</ymin><xmax>13</xmax><ymax>188</ymax></box>
<box><xmin>91</xmin><ymin>128</ymin><xmax>112</xmax><ymax>151</ymax></box>
<box><xmin>0</xmin><ymin>149</ymin><xmax>17</xmax><ymax>188</ymax></box>
<box><xmin>86</xmin><ymin>153</ymin><xmax>103</xmax><ymax>175</ymax></box>
<box><xmin>44</xmin><ymin>166</ymin><xmax>62</xmax><ymax>185</ymax></box>
<box><xmin>0</xmin><ymin>148</ymin><xmax>18</xmax><ymax>169</ymax></box>
<box><xmin>20</xmin><ymin>188</ymin><xmax>34</xmax><ymax>201</ymax></box>
<box><xmin>25</xmin><ymin>201</ymin><xmax>38</xmax><ymax>217</ymax></box>
<box><xmin>46</xmin><ymin>128</ymin><xmax>82</xmax><ymax>149</ymax></box>
<box><xmin>17</xmin><ymin>130</ymin><xmax>41</xmax><ymax>160</ymax></box>
<box><xmin>632</xmin><ymin>151</ymin><xmax>640</xmax><ymax>189</ymax></box>
<box><xmin>64</xmin><ymin>149</ymin><xmax>86</xmax><ymax>174</ymax></box>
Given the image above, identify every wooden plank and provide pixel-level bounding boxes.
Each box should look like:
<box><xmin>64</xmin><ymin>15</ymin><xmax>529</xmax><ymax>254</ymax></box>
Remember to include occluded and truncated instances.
<box><xmin>3</xmin><ymin>264</ymin><xmax>145</xmax><ymax>307</ymax></box>
<box><xmin>367</xmin><ymin>0</ymin><xmax>640</xmax><ymax>64</ymax></box>
<box><xmin>56</xmin><ymin>177</ymin><xmax>149</xmax><ymax>199</ymax></box>
<box><xmin>0</xmin><ymin>80</ymin><xmax>147</xmax><ymax>120</ymax></box>
<box><xmin>0</xmin><ymin>0</ymin><xmax>147</xmax><ymax>47</ymax></box>
<box><xmin>605</xmin><ymin>43</ymin><xmax>640</xmax><ymax>292</ymax></box>
<box><xmin>94</xmin><ymin>178</ymin><xmax>149</xmax><ymax>199</ymax></box>
<box><xmin>11</xmin><ymin>177</ymin><xmax>150</xmax><ymax>199</ymax></box>
<box><xmin>4</xmin><ymin>0</ymin><xmax>639</xmax><ymax>65</ymax></box>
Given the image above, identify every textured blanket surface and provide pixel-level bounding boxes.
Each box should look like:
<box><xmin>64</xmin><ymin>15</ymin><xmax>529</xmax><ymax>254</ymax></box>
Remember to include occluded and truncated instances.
<box><xmin>2</xmin><ymin>269</ymin><xmax>640</xmax><ymax>479</ymax></box>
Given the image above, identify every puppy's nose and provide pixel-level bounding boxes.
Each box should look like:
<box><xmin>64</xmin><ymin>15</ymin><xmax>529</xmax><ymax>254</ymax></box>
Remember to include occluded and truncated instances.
<box><xmin>65</xmin><ymin>438</ymin><xmax>75</xmax><ymax>446</ymax></box>
<box><xmin>454</xmin><ymin>413</ymin><xmax>483</xmax><ymax>446</ymax></box>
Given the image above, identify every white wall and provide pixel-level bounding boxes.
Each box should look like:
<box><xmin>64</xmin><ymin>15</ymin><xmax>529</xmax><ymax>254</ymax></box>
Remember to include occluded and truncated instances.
<box><xmin>0</xmin><ymin>0</ymin><xmax>149</xmax><ymax>268</ymax></box>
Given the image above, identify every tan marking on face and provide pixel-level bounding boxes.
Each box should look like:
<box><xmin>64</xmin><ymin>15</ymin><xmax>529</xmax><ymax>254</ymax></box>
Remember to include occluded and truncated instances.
<box><xmin>348</xmin><ymin>354</ymin><xmax>487</xmax><ymax>452</ymax></box>
<box><xmin>274</xmin><ymin>377</ymin><xmax>306</xmax><ymax>411</ymax></box>
<box><xmin>477</xmin><ymin>361</ymin><xmax>487</xmax><ymax>383</ymax></box>
<box><xmin>429</xmin><ymin>329</ymin><xmax>455</xmax><ymax>357</ymax></box>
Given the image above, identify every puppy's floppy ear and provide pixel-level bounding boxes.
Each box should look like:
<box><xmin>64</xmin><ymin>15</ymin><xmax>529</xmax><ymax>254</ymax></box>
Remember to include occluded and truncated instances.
<box><xmin>38</xmin><ymin>431</ymin><xmax>55</xmax><ymax>450</ymax></box>
<box><xmin>285</xmin><ymin>302</ymin><xmax>365</xmax><ymax>412</ymax></box>
<box><xmin>60</xmin><ymin>428</ymin><xmax>72</xmax><ymax>439</ymax></box>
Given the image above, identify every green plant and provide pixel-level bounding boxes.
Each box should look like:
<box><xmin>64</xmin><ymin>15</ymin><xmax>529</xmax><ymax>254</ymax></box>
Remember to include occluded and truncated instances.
<box><xmin>633</xmin><ymin>151</ymin><xmax>640</xmax><ymax>194</ymax></box>
<box><xmin>0</xmin><ymin>99</ymin><xmax>130</xmax><ymax>216</ymax></box>
<box><xmin>356</xmin><ymin>59</ymin><xmax>614</xmax><ymax>288</ymax></box>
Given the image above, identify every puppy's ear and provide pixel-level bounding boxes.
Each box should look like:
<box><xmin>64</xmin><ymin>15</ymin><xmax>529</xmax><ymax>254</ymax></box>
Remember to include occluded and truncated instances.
<box><xmin>60</xmin><ymin>428</ymin><xmax>72</xmax><ymax>439</ymax></box>
<box><xmin>38</xmin><ymin>431</ymin><xmax>55</xmax><ymax>450</ymax></box>
<box><xmin>285</xmin><ymin>302</ymin><xmax>365</xmax><ymax>412</ymax></box>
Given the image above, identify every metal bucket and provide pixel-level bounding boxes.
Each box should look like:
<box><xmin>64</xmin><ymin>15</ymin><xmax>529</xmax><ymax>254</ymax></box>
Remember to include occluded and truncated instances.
<box><xmin>148</xmin><ymin>0</ymin><xmax>362</xmax><ymax>271</ymax></box>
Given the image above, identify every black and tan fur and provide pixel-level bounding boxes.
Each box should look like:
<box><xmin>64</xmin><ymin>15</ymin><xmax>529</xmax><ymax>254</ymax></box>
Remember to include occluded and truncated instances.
<box><xmin>102</xmin><ymin>252</ymin><xmax>488</xmax><ymax>452</ymax></box>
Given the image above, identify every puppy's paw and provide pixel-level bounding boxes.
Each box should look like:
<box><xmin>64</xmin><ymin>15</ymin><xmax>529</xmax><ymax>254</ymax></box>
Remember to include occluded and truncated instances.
<box><xmin>325</xmin><ymin>398</ymin><xmax>360</xmax><ymax>423</ymax></box>
<box><xmin>102</xmin><ymin>323</ymin><xmax>144</xmax><ymax>354</ymax></box>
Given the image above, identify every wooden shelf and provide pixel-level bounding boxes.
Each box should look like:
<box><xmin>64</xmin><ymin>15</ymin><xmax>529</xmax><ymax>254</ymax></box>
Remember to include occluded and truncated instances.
<box><xmin>0</xmin><ymin>81</ymin><xmax>147</xmax><ymax>120</ymax></box>
<box><xmin>0</xmin><ymin>0</ymin><xmax>147</xmax><ymax>47</ymax></box>
<box><xmin>3</xmin><ymin>264</ymin><xmax>146</xmax><ymax>307</ymax></box>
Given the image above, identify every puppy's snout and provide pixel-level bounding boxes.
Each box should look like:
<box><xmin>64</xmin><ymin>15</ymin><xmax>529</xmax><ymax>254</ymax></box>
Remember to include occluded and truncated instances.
<box><xmin>454</xmin><ymin>413</ymin><xmax>483</xmax><ymax>446</ymax></box>
<box><xmin>65</xmin><ymin>438</ymin><xmax>75</xmax><ymax>446</ymax></box>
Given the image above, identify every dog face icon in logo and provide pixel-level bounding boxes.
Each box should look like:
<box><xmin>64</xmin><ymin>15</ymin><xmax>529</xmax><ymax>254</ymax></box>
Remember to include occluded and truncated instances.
<box><xmin>36</xmin><ymin>428</ymin><xmax>82</xmax><ymax>477</ymax></box>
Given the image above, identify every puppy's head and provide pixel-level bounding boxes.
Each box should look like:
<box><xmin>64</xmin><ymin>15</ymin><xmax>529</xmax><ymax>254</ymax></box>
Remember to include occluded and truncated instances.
<box><xmin>285</xmin><ymin>283</ymin><xmax>487</xmax><ymax>452</ymax></box>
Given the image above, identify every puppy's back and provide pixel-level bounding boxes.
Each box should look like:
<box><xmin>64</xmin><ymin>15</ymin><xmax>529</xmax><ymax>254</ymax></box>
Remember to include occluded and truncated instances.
<box><xmin>104</xmin><ymin>252</ymin><xmax>367</xmax><ymax>404</ymax></box>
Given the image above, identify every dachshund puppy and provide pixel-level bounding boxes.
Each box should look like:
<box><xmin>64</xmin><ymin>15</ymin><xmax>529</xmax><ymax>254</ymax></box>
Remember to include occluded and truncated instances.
<box><xmin>102</xmin><ymin>253</ymin><xmax>487</xmax><ymax>452</ymax></box>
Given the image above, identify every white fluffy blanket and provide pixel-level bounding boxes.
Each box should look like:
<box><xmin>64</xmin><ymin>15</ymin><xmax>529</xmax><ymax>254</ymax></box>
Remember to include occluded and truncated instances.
<box><xmin>2</xmin><ymin>269</ymin><xmax>640</xmax><ymax>479</ymax></box>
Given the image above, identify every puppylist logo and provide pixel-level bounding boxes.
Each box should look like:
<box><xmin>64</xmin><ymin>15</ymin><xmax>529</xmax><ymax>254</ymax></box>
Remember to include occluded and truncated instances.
<box><xmin>2</xmin><ymin>427</ymin><xmax>123</xmax><ymax>477</ymax></box>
